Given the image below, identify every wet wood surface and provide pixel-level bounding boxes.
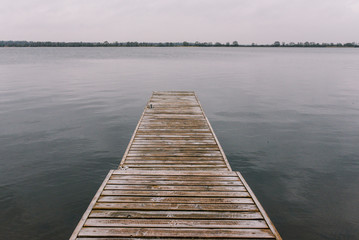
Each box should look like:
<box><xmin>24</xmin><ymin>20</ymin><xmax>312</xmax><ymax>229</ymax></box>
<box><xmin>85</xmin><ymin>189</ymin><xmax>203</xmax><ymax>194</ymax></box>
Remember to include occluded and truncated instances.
<box><xmin>119</xmin><ymin>91</ymin><xmax>232</xmax><ymax>171</ymax></box>
<box><xmin>71</xmin><ymin>170</ymin><xmax>279</xmax><ymax>239</ymax></box>
<box><xmin>70</xmin><ymin>91</ymin><xmax>281</xmax><ymax>239</ymax></box>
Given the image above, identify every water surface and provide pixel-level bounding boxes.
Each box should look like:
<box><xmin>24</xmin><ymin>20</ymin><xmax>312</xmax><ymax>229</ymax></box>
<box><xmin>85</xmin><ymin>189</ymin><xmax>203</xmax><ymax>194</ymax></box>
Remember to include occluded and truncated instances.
<box><xmin>1</xmin><ymin>47</ymin><xmax>359</xmax><ymax>239</ymax></box>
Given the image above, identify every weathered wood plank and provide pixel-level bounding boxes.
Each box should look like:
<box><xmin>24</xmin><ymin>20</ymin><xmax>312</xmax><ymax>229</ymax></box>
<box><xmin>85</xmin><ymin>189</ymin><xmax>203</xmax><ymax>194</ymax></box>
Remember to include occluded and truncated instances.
<box><xmin>100</xmin><ymin>190</ymin><xmax>250</xmax><ymax>198</ymax></box>
<box><xmin>93</xmin><ymin>202</ymin><xmax>258</xmax><ymax>212</ymax></box>
<box><xmin>124</xmin><ymin>157</ymin><xmax>224</xmax><ymax>161</ymax></box>
<box><xmin>107</xmin><ymin>180</ymin><xmax>244</xmax><ymax>186</ymax></box>
<box><xmin>112</xmin><ymin>170</ymin><xmax>237</xmax><ymax>176</ymax></box>
<box><xmin>84</xmin><ymin>219</ymin><xmax>268</xmax><ymax>228</ymax></box>
<box><xmin>109</xmin><ymin>175</ymin><xmax>240</xmax><ymax>181</ymax></box>
<box><xmin>124</xmin><ymin>161</ymin><xmax>226</xmax><ymax>165</ymax></box>
<box><xmin>89</xmin><ymin>210</ymin><xmax>263</xmax><ymax>219</ymax></box>
<box><xmin>71</xmin><ymin>92</ymin><xmax>281</xmax><ymax>240</ymax></box>
<box><xmin>78</xmin><ymin>228</ymin><xmax>275</xmax><ymax>238</ymax></box>
<box><xmin>140</xmin><ymin>115</ymin><xmax>205</xmax><ymax>118</ymax></box>
<box><xmin>104</xmin><ymin>185</ymin><xmax>246</xmax><ymax>191</ymax></box>
<box><xmin>124</xmin><ymin>165</ymin><xmax>227</xmax><ymax>169</ymax></box>
<box><xmin>129</xmin><ymin>145</ymin><xmax>220</xmax><ymax>148</ymax></box>
<box><xmin>123</xmin><ymin>167</ymin><xmax>231</xmax><ymax>171</ymax></box>
<box><xmin>129</xmin><ymin>148</ymin><xmax>219</xmax><ymax>152</ymax></box>
<box><xmin>134</xmin><ymin>133</ymin><xmax>212</xmax><ymax>136</ymax></box>
<box><xmin>76</xmin><ymin>238</ymin><xmax>274</xmax><ymax>240</ymax></box>
<box><xmin>133</xmin><ymin>140</ymin><xmax>216</xmax><ymax>144</ymax></box>
<box><xmin>98</xmin><ymin>196</ymin><xmax>254</xmax><ymax>204</ymax></box>
<box><xmin>127</xmin><ymin>153</ymin><xmax>222</xmax><ymax>157</ymax></box>
<box><xmin>133</xmin><ymin>137</ymin><xmax>215</xmax><ymax>140</ymax></box>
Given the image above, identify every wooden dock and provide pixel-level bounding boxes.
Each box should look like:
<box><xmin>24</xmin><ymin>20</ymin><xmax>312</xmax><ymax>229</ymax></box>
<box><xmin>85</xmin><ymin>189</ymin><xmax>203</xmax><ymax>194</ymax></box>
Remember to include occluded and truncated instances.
<box><xmin>70</xmin><ymin>91</ymin><xmax>281</xmax><ymax>239</ymax></box>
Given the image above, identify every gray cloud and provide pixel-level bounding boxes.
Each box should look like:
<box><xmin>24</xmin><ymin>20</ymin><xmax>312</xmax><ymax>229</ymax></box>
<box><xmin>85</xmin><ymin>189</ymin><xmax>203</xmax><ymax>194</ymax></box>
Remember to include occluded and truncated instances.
<box><xmin>1</xmin><ymin>0</ymin><xmax>358</xmax><ymax>43</ymax></box>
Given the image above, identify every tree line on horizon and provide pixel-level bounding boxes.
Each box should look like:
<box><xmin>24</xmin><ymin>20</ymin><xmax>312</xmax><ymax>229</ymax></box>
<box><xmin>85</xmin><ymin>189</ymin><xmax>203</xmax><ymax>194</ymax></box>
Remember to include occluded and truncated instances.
<box><xmin>0</xmin><ymin>40</ymin><xmax>358</xmax><ymax>47</ymax></box>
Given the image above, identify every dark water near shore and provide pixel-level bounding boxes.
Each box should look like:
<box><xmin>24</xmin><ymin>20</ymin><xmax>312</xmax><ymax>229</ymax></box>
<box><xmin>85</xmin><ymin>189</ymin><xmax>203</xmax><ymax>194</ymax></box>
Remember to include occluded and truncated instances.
<box><xmin>1</xmin><ymin>47</ymin><xmax>359</xmax><ymax>239</ymax></box>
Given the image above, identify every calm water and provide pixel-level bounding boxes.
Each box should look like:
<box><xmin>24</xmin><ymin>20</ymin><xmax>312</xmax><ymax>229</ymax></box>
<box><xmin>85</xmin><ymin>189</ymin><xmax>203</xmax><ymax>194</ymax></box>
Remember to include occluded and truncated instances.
<box><xmin>0</xmin><ymin>47</ymin><xmax>359</xmax><ymax>239</ymax></box>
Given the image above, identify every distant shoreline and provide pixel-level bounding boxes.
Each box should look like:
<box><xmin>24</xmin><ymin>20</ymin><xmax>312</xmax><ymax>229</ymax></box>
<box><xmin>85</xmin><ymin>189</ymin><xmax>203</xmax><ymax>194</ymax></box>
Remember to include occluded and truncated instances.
<box><xmin>1</xmin><ymin>41</ymin><xmax>358</xmax><ymax>48</ymax></box>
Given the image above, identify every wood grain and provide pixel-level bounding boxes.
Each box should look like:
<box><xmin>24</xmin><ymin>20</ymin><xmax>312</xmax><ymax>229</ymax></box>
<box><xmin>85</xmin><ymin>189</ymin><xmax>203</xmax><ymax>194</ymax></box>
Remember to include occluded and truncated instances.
<box><xmin>70</xmin><ymin>91</ymin><xmax>281</xmax><ymax>240</ymax></box>
<box><xmin>119</xmin><ymin>91</ymin><xmax>231</xmax><ymax>170</ymax></box>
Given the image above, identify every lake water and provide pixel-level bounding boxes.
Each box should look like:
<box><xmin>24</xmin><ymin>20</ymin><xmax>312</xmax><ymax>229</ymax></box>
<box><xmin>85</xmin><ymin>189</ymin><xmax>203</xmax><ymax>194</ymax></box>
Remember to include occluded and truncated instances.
<box><xmin>0</xmin><ymin>47</ymin><xmax>359</xmax><ymax>239</ymax></box>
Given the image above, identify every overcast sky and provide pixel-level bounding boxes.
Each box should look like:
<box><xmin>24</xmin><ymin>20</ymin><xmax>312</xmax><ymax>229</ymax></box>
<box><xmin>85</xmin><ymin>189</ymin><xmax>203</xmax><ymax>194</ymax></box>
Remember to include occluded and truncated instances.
<box><xmin>1</xmin><ymin>0</ymin><xmax>359</xmax><ymax>44</ymax></box>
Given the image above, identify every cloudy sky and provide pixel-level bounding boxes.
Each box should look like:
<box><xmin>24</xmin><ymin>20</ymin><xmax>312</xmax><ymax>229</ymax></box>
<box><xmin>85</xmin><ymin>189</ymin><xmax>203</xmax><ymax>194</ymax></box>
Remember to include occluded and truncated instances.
<box><xmin>1</xmin><ymin>0</ymin><xmax>359</xmax><ymax>44</ymax></box>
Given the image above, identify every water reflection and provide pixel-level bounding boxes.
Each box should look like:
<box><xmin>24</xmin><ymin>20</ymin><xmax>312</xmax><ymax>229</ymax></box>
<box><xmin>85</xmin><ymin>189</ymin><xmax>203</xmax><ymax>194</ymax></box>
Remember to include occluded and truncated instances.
<box><xmin>0</xmin><ymin>47</ymin><xmax>358</xmax><ymax>239</ymax></box>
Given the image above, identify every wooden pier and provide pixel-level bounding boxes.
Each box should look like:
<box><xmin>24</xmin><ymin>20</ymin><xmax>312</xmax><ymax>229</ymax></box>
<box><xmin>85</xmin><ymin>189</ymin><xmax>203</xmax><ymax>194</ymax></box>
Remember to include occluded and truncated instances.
<box><xmin>70</xmin><ymin>91</ymin><xmax>281</xmax><ymax>239</ymax></box>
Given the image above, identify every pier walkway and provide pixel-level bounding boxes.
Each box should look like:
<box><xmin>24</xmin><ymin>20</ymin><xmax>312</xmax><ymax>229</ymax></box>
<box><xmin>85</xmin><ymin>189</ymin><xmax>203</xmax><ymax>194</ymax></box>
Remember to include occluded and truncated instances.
<box><xmin>70</xmin><ymin>91</ymin><xmax>281</xmax><ymax>239</ymax></box>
